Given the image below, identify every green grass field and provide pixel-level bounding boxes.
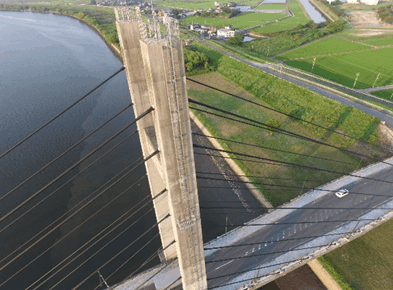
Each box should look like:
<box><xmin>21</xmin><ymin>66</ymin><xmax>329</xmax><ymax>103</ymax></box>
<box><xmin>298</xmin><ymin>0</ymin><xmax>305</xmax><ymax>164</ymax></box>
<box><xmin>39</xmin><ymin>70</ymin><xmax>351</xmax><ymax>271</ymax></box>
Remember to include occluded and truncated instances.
<box><xmin>285</xmin><ymin>47</ymin><xmax>393</xmax><ymax>89</ymax></box>
<box><xmin>180</xmin><ymin>12</ymin><xmax>286</xmax><ymax>29</ymax></box>
<box><xmin>341</xmin><ymin>2</ymin><xmax>391</xmax><ymax>10</ymax></box>
<box><xmin>276</xmin><ymin>37</ymin><xmax>371</xmax><ymax>60</ymax></box>
<box><xmin>156</xmin><ymin>0</ymin><xmax>261</xmax><ymax>10</ymax></box>
<box><xmin>187</xmin><ymin>41</ymin><xmax>386</xmax><ymax>206</ymax></box>
<box><xmin>252</xmin><ymin>0</ymin><xmax>309</xmax><ymax>34</ymax></box>
<box><xmin>337</xmin><ymin>32</ymin><xmax>393</xmax><ymax>47</ymax></box>
<box><xmin>256</xmin><ymin>4</ymin><xmax>287</xmax><ymax>10</ymax></box>
<box><xmin>371</xmin><ymin>89</ymin><xmax>393</xmax><ymax>101</ymax></box>
<box><xmin>318</xmin><ymin>218</ymin><xmax>393</xmax><ymax>289</ymax></box>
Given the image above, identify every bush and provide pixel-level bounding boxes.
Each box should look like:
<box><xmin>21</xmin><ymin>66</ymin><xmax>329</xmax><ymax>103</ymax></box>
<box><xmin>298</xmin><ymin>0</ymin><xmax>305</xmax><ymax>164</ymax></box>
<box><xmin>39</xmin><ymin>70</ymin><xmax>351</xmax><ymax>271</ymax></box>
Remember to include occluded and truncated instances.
<box><xmin>228</xmin><ymin>33</ymin><xmax>244</xmax><ymax>45</ymax></box>
<box><xmin>266</xmin><ymin>118</ymin><xmax>281</xmax><ymax>133</ymax></box>
<box><xmin>378</xmin><ymin>5</ymin><xmax>393</xmax><ymax>24</ymax></box>
<box><xmin>184</xmin><ymin>49</ymin><xmax>214</xmax><ymax>75</ymax></box>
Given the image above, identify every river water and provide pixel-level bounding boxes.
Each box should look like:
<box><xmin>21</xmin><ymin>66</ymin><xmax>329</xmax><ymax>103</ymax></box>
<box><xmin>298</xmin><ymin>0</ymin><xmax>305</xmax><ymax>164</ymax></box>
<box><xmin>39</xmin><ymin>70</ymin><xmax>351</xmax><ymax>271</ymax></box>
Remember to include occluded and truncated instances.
<box><xmin>0</xmin><ymin>10</ymin><xmax>158</xmax><ymax>290</ymax></box>
<box><xmin>0</xmin><ymin>10</ymin><xmax>265</xmax><ymax>290</ymax></box>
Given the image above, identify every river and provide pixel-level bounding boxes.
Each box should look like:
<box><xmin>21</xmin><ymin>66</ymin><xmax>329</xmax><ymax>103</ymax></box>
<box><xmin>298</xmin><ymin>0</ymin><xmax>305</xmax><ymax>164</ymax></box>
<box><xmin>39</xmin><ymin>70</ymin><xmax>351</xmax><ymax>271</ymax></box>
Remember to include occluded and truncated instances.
<box><xmin>0</xmin><ymin>10</ymin><xmax>264</xmax><ymax>289</ymax></box>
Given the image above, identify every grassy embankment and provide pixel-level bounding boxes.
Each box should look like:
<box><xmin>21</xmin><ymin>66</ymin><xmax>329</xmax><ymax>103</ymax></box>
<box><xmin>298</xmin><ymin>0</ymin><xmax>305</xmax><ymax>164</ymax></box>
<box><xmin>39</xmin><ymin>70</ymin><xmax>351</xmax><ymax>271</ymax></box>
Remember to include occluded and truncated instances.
<box><xmin>252</xmin><ymin>0</ymin><xmax>310</xmax><ymax>34</ymax></box>
<box><xmin>371</xmin><ymin>89</ymin><xmax>393</xmax><ymax>101</ymax></box>
<box><xmin>180</xmin><ymin>12</ymin><xmax>286</xmax><ymax>30</ymax></box>
<box><xmin>318</xmin><ymin>217</ymin><xmax>393</xmax><ymax>289</ymax></box>
<box><xmin>335</xmin><ymin>31</ymin><xmax>393</xmax><ymax>47</ymax></box>
<box><xmin>0</xmin><ymin>4</ymin><xmax>120</xmax><ymax>51</ymax></box>
<box><xmin>255</xmin><ymin>4</ymin><xmax>287</xmax><ymax>10</ymax></box>
<box><xmin>187</xmin><ymin>41</ymin><xmax>387</xmax><ymax>207</ymax></box>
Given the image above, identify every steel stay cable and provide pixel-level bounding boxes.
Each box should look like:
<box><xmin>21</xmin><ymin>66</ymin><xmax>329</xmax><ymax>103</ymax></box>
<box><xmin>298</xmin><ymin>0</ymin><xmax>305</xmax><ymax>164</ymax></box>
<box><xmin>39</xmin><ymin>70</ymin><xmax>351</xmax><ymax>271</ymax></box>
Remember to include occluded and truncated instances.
<box><xmin>0</xmin><ymin>130</ymin><xmax>139</xmax><ymax>236</ymax></box>
<box><xmin>197</xmin><ymin>176</ymin><xmax>393</xmax><ymax>198</ymax></box>
<box><xmin>207</xmin><ymin>258</ymin><xmax>308</xmax><ymax>286</ymax></box>
<box><xmin>0</xmin><ymin>154</ymin><xmax>142</xmax><ymax>269</ymax></box>
<box><xmin>99</xmin><ymin>232</ymin><xmax>160</xmax><ymax>285</ymax></box>
<box><xmin>163</xmin><ymin>277</ymin><xmax>182</xmax><ymax>290</ymax></box>
<box><xmin>1</xmin><ymin>103</ymin><xmax>133</xmax><ymax>202</ymax></box>
<box><xmin>193</xmin><ymin>132</ymin><xmax>354</xmax><ymax>165</ymax></box>
<box><xmin>194</xmin><ymin>147</ymin><xmax>393</xmax><ymax>185</ymax></box>
<box><xmin>204</xmin><ymin>231</ymin><xmax>354</xmax><ymax>250</ymax></box>
<box><xmin>3</xmin><ymin>176</ymin><xmax>155</xmax><ymax>289</ymax></box>
<box><xmin>68</xmin><ymin>214</ymin><xmax>171</xmax><ymax>290</ymax></box>
<box><xmin>24</xmin><ymin>175</ymin><xmax>159</xmax><ymax>290</ymax></box>
<box><xmin>187</xmin><ymin>78</ymin><xmax>393</xmax><ymax>153</ymax></box>
<box><xmin>0</xmin><ymin>150</ymin><xmax>158</xmax><ymax>272</ymax></box>
<box><xmin>188</xmin><ymin>101</ymin><xmax>389</xmax><ymax>165</ymax></box>
<box><xmin>0</xmin><ymin>66</ymin><xmax>125</xmax><ymax>160</ymax></box>
<box><xmin>0</xmin><ymin>106</ymin><xmax>154</xmax><ymax>224</ymax></box>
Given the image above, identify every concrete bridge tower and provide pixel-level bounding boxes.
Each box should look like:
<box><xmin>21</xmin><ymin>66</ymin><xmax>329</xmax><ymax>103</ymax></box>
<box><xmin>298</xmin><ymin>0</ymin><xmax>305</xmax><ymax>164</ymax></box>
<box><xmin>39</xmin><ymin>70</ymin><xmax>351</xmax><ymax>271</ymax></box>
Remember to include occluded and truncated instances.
<box><xmin>115</xmin><ymin>8</ymin><xmax>207</xmax><ymax>290</ymax></box>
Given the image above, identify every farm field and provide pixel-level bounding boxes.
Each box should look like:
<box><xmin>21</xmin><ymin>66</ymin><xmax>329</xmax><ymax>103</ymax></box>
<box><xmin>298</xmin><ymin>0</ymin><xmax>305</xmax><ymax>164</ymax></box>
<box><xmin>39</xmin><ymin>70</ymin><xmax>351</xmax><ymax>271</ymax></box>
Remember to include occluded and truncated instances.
<box><xmin>252</xmin><ymin>0</ymin><xmax>309</xmax><ymax>34</ymax></box>
<box><xmin>256</xmin><ymin>3</ymin><xmax>287</xmax><ymax>10</ymax></box>
<box><xmin>155</xmin><ymin>0</ymin><xmax>260</xmax><ymax>10</ymax></box>
<box><xmin>285</xmin><ymin>47</ymin><xmax>393</xmax><ymax>89</ymax></box>
<box><xmin>318</xmin><ymin>217</ymin><xmax>393</xmax><ymax>290</ymax></box>
<box><xmin>276</xmin><ymin>36</ymin><xmax>371</xmax><ymax>60</ymax></box>
<box><xmin>180</xmin><ymin>12</ymin><xmax>286</xmax><ymax>29</ymax></box>
<box><xmin>337</xmin><ymin>31</ymin><xmax>393</xmax><ymax>47</ymax></box>
<box><xmin>371</xmin><ymin>89</ymin><xmax>393</xmax><ymax>101</ymax></box>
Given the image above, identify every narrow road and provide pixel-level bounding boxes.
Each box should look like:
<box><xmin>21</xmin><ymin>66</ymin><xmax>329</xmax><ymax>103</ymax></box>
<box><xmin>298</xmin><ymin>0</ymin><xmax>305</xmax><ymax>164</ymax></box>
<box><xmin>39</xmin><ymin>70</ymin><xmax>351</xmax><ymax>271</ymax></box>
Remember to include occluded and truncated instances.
<box><xmin>197</xmin><ymin>36</ymin><xmax>393</xmax><ymax>128</ymax></box>
<box><xmin>362</xmin><ymin>84</ymin><xmax>393</xmax><ymax>94</ymax></box>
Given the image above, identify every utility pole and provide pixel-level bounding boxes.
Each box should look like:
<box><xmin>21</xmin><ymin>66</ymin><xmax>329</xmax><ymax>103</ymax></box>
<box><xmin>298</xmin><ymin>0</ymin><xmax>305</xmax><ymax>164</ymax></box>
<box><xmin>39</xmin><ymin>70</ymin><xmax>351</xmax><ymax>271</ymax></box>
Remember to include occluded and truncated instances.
<box><xmin>279</xmin><ymin>64</ymin><xmax>283</xmax><ymax>74</ymax></box>
<box><xmin>372</xmin><ymin>73</ymin><xmax>380</xmax><ymax>88</ymax></box>
<box><xmin>353</xmin><ymin>73</ymin><xmax>360</xmax><ymax>89</ymax></box>
<box><xmin>349</xmin><ymin>212</ymin><xmax>361</xmax><ymax>233</ymax></box>
<box><xmin>97</xmin><ymin>271</ymin><xmax>109</xmax><ymax>288</ymax></box>
<box><xmin>225</xmin><ymin>214</ymin><xmax>229</xmax><ymax>233</ymax></box>
<box><xmin>390</xmin><ymin>92</ymin><xmax>393</xmax><ymax>100</ymax></box>
<box><xmin>311</xmin><ymin>56</ymin><xmax>316</xmax><ymax>72</ymax></box>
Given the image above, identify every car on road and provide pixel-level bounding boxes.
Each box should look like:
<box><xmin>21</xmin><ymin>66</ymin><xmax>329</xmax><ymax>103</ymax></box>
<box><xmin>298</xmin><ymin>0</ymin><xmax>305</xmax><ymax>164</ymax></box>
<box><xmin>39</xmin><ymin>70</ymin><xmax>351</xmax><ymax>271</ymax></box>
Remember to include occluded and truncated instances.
<box><xmin>335</xmin><ymin>189</ymin><xmax>349</xmax><ymax>198</ymax></box>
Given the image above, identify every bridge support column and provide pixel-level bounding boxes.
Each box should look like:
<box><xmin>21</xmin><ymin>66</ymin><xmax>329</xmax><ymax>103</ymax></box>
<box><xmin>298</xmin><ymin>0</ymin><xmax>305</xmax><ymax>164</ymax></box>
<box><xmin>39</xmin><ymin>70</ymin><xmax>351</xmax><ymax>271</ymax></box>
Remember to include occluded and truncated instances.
<box><xmin>116</xmin><ymin>9</ymin><xmax>207</xmax><ymax>290</ymax></box>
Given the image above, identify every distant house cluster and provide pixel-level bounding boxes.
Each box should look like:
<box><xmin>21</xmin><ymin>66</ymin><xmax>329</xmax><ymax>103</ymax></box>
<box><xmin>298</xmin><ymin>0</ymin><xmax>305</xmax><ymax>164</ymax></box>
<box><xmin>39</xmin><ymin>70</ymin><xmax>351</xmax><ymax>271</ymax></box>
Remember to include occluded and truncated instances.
<box><xmin>92</xmin><ymin>0</ymin><xmax>140</xmax><ymax>6</ymax></box>
<box><xmin>188</xmin><ymin>23</ymin><xmax>237</xmax><ymax>39</ymax></box>
<box><xmin>327</xmin><ymin>0</ymin><xmax>378</xmax><ymax>4</ymax></box>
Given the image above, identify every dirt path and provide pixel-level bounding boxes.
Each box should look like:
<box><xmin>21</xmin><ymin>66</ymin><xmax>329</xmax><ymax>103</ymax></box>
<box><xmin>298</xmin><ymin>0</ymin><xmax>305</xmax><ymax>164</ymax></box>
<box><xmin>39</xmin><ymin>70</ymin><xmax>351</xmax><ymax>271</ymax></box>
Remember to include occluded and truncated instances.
<box><xmin>308</xmin><ymin>259</ymin><xmax>342</xmax><ymax>290</ymax></box>
<box><xmin>347</xmin><ymin>10</ymin><xmax>393</xmax><ymax>29</ymax></box>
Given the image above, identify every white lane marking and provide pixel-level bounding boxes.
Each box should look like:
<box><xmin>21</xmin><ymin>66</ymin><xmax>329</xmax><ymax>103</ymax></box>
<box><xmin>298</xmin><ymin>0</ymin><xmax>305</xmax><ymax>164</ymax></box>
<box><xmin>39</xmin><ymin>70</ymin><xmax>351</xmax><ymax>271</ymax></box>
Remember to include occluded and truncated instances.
<box><xmin>214</xmin><ymin>260</ymin><xmax>233</xmax><ymax>271</ymax></box>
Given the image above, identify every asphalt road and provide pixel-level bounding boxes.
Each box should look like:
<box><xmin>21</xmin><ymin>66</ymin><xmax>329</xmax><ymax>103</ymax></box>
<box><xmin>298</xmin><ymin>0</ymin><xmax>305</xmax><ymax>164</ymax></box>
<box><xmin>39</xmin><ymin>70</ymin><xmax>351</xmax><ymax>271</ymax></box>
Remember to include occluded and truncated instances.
<box><xmin>205</xmin><ymin>165</ymin><xmax>393</xmax><ymax>288</ymax></box>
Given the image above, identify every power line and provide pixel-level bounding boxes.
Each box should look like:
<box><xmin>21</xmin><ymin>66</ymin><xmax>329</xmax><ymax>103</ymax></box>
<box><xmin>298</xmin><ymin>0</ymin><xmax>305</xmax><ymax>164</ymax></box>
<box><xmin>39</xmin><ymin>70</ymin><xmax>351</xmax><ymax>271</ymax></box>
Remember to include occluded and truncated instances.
<box><xmin>193</xmin><ymin>133</ymin><xmax>354</xmax><ymax>165</ymax></box>
<box><xmin>0</xmin><ymin>106</ymin><xmax>154</xmax><ymax>224</ymax></box>
<box><xmin>188</xmin><ymin>100</ymin><xmax>389</xmax><ymax>165</ymax></box>
<box><xmin>22</xmin><ymin>175</ymin><xmax>158</xmax><ymax>290</ymax></box>
<box><xmin>204</xmin><ymin>231</ymin><xmax>354</xmax><ymax>250</ymax></box>
<box><xmin>0</xmin><ymin>130</ymin><xmax>139</xmax><ymax>236</ymax></box>
<box><xmin>196</xmin><ymin>171</ymin><xmax>319</xmax><ymax>182</ymax></box>
<box><xmin>0</xmin><ymin>150</ymin><xmax>158</xmax><ymax>272</ymax></box>
<box><xmin>1</xmin><ymin>103</ymin><xmax>133</xmax><ymax>202</ymax></box>
<box><xmin>194</xmin><ymin>147</ymin><xmax>393</xmax><ymax>185</ymax></box>
<box><xmin>187</xmin><ymin>78</ymin><xmax>392</xmax><ymax>154</ymax></box>
<box><xmin>53</xmin><ymin>214</ymin><xmax>171</xmax><ymax>290</ymax></box>
<box><xmin>0</xmin><ymin>66</ymin><xmax>125</xmax><ymax>160</ymax></box>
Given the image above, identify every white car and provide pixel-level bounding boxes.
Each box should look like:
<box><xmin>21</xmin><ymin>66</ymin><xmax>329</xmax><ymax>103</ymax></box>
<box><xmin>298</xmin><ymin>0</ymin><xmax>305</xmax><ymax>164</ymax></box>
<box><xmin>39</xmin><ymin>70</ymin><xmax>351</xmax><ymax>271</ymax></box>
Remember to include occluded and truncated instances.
<box><xmin>335</xmin><ymin>189</ymin><xmax>349</xmax><ymax>198</ymax></box>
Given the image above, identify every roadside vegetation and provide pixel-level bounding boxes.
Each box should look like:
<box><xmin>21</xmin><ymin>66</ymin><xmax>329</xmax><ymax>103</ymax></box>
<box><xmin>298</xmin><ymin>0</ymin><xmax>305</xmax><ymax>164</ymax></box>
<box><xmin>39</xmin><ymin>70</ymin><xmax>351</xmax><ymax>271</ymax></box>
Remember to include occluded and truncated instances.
<box><xmin>377</xmin><ymin>4</ymin><xmax>393</xmax><ymax>24</ymax></box>
<box><xmin>314</xmin><ymin>0</ymin><xmax>344</xmax><ymax>20</ymax></box>
<box><xmin>252</xmin><ymin>0</ymin><xmax>310</xmax><ymax>34</ymax></box>
<box><xmin>318</xmin><ymin>217</ymin><xmax>393</xmax><ymax>289</ymax></box>
<box><xmin>371</xmin><ymin>89</ymin><xmax>393</xmax><ymax>101</ymax></box>
<box><xmin>186</xmin><ymin>41</ymin><xmax>386</xmax><ymax>206</ymax></box>
<box><xmin>285</xmin><ymin>47</ymin><xmax>393</xmax><ymax>89</ymax></box>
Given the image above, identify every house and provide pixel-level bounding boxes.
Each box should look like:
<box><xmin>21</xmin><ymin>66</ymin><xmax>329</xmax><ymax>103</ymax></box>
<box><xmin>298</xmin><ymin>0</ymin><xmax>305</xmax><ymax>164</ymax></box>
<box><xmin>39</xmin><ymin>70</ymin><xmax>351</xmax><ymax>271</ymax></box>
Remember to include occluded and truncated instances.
<box><xmin>183</xmin><ymin>39</ymin><xmax>193</xmax><ymax>46</ymax></box>
<box><xmin>196</xmin><ymin>8</ymin><xmax>203</xmax><ymax>12</ymax></box>
<box><xmin>207</xmin><ymin>30</ymin><xmax>216</xmax><ymax>37</ymax></box>
<box><xmin>217</xmin><ymin>28</ymin><xmax>235</xmax><ymax>38</ymax></box>
<box><xmin>215</xmin><ymin>7</ymin><xmax>222</xmax><ymax>13</ymax></box>
<box><xmin>190</xmin><ymin>23</ymin><xmax>201</xmax><ymax>30</ymax></box>
<box><xmin>228</xmin><ymin>2</ymin><xmax>237</xmax><ymax>6</ymax></box>
<box><xmin>214</xmin><ymin>1</ymin><xmax>221</xmax><ymax>6</ymax></box>
<box><xmin>207</xmin><ymin>8</ymin><xmax>215</xmax><ymax>12</ymax></box>
<box><xmin>225</xmin><ymin>24</ymin><xmax>233</xmax><ymax>29</ymax></box>
<box><xmin>209</xmin><ymin>26</ymin><xmax>217</xmax><ymax>32</ymax></box>
<box><xmin>201</xmin><ymin>24</ymin><xmax>210</xmax><ymax>29</ymax></box>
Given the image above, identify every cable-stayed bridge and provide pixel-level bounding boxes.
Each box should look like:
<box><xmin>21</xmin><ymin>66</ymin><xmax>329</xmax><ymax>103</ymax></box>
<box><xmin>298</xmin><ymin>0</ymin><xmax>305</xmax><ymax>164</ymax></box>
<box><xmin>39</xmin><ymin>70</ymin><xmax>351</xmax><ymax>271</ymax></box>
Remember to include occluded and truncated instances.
<box><xmin>1</xmin><ymin>7</ymin><xmax>393</xmax><ymax>290</ymax></box>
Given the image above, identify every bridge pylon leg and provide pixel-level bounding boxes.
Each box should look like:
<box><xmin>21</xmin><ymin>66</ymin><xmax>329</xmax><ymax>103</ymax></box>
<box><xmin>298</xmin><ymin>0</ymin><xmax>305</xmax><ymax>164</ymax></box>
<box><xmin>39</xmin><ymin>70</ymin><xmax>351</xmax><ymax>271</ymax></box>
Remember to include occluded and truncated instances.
<box><xmin>115</xmin><ymin>8</ymin><xmax>207</xmax><ymax>290</ymax></box>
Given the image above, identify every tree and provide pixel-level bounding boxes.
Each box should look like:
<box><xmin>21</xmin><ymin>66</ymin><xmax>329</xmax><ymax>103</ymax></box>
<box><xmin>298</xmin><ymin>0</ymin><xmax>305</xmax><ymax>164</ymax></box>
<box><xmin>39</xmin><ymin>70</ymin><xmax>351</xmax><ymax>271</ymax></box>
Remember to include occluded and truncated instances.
<box><xmin>228</xmin><ymin>33</ymin><xmax>244</xmax><ymax>45</ymax></box>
